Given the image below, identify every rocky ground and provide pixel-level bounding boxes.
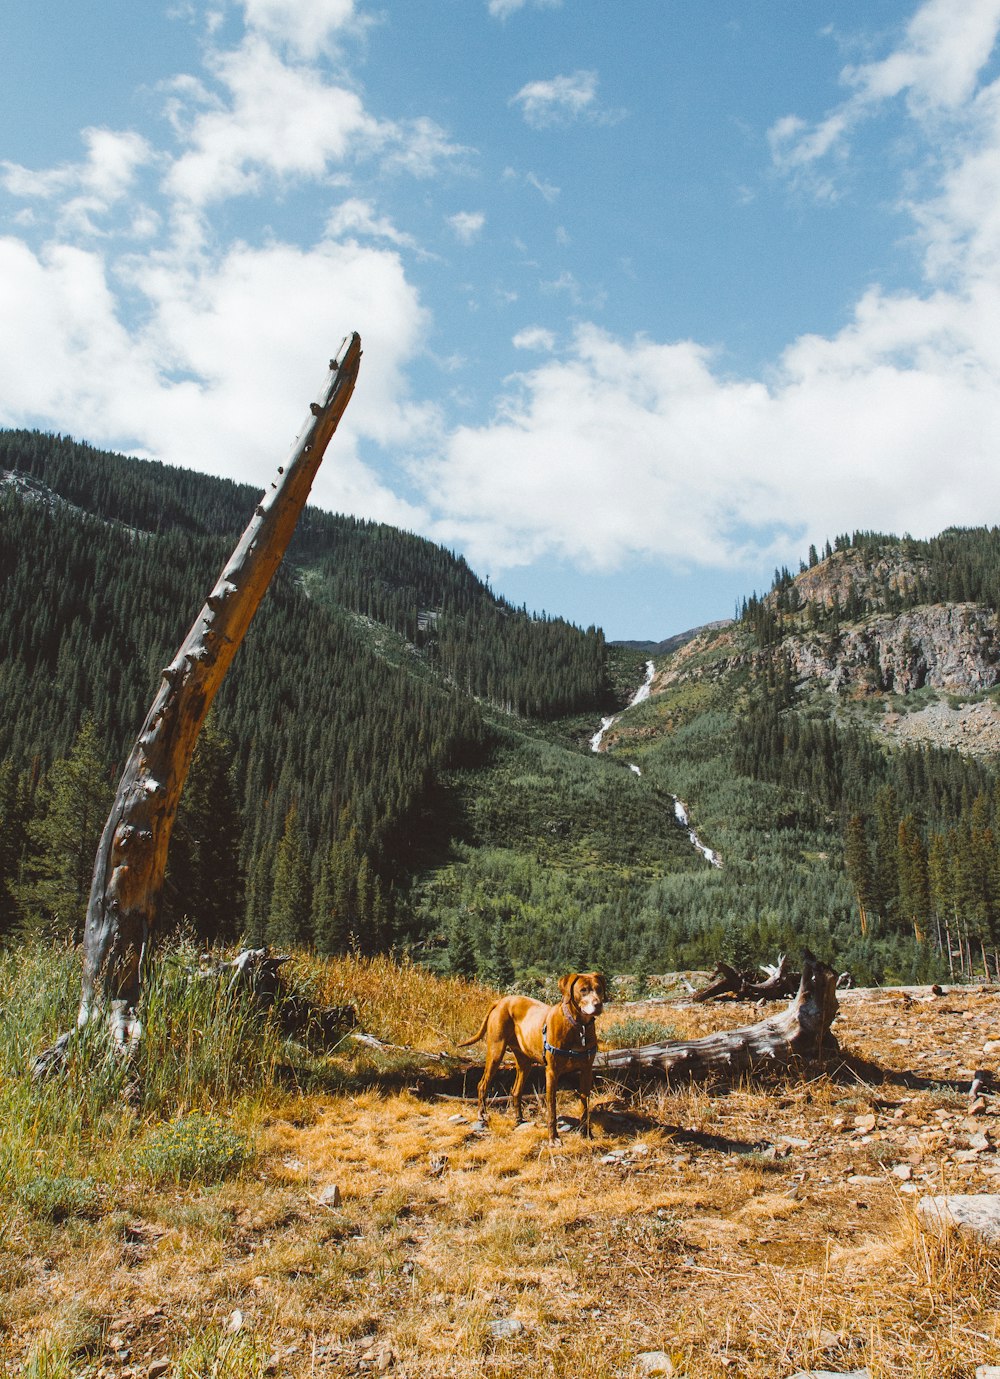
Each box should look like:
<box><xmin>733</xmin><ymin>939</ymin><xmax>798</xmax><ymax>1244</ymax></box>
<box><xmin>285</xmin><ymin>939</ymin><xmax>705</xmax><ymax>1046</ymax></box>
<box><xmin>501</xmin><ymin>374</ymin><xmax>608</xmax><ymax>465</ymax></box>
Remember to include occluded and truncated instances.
<box><xmin>10</xmin><ymin>980</ymin><xmax>1000</xmax><ymax>1379</ymax></box>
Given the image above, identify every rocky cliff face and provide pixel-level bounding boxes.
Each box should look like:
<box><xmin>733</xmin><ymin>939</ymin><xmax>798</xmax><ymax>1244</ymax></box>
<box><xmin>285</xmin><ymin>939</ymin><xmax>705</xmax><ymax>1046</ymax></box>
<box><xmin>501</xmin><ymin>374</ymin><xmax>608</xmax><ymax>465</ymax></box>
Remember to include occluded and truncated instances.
<box><xmin>777</xmin><ymin>545</ymin><xmax>929</xmax><ymax>613</ymax></box>
<box><xmin>784</xmin><ymin>603</ymin><xmax>1000</xmax><ymax>696</ymax></box>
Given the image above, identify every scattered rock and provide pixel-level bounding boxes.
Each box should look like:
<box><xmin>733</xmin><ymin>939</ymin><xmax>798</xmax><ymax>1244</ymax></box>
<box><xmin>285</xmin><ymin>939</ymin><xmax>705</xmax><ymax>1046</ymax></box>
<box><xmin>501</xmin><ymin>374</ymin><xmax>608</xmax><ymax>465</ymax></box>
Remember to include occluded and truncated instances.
<box><xmin>147</xmin><ymin>1363</ymin><xmax>170</xmax><ymax>1379</ymax></box>
<box><xmin>918</xmin><ymin>1193</ymin><xmax>1000</xmax><ymax>1241</ymax></box>
<box><xmin>634</xmin><ymin>1352</ymin><xmax>674</xmax><ymax>1376</ymax></box>
<box><xmin>975</xmin><ymin>1367</ymin><xmax>1000</xmax><ymax>1378</ymax></box>
<box><xmin>853</xmin><ymin>1113</ymin><xmax>877</xmax><ymax>1134</ymax></box>
<box><xmin>890</xmin><ymin>1164</ymin><xmax>912</xmax><ymax>1180</ymax></box>
<box><xmin>447</xmin><ymin>1114</ymin><xmax>467</xmax><ymax>1124</ymax></box>
<box><xmin>227</xmin><ymin>1309</ymin><xmax>243</xmax><ymax>1334</ymax></box>
<box><xmin>488</xmin><ymin>1319</ymin><xmax>524</xmax><ymax>1340</ymax></box>
<box><xmin>318</xmin><ymin>1184</ymin><xmax>342</xmax><ymax>1208</ymax></box>
<box><xmin>427</xmin><ymin>1153</ymin><xmax>449</xmax><ymax>1177</ymax></box>
<box><xmin>786</xmin><ymin>1371</ymin><xmax>871</xmax><ymax>1379</ymax></box>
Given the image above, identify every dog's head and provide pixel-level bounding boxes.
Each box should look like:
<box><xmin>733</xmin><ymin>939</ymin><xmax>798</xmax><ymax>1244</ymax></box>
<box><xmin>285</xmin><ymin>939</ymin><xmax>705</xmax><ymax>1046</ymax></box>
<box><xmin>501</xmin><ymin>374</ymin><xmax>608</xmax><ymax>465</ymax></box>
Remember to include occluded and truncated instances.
<box><xmin>559</xmin><ymin>971</ymin><xmax>607</xmax><ymax>1021</ymax></box>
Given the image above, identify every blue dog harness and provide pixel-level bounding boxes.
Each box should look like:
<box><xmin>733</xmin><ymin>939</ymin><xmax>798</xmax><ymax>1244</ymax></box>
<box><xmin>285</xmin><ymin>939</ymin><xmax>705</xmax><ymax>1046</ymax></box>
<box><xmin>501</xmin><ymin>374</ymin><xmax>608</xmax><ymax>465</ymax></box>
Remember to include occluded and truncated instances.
<box><xmin>542</xmin><ymin>1004</ymin><xmax>596</xmax><ymax>1060</ymax></box>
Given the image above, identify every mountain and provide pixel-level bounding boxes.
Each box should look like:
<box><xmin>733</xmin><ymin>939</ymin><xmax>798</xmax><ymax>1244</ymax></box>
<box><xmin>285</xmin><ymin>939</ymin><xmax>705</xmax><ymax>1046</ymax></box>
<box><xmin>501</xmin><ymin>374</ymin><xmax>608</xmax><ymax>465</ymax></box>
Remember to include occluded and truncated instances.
<box><xmin>595</xmin><ymin>530</ymin><xmax>1000</xmax><ymax>986</ymax></box>
<box><xmin>2</xmin><ymin>431</ymin><xmax>999</xmax><ymax>989</ymax></box>
<box><xmin>0</xmin><ymin>428</ymin><xmax>686</xmax><ymax>972</ymax></box>
<box><xmin>611</xmin><ymin>619</ymin><xmax>733</xmax><ymax>657</ymax></box>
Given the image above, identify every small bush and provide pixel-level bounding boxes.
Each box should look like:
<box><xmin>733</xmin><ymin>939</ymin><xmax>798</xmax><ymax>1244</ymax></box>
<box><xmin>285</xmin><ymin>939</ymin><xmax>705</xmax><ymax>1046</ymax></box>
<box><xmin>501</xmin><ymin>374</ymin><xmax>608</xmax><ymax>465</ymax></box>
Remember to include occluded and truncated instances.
<box><xmin>16</xmin><ymin>1174</ymin><xmax>101</xmax><ymax>1221</ymax></box>
<box><xmin>601</xmin><ymin>1016</ymin><xmax>679</xmax><ymax>1048</ymax></box>
<box><xmin>135</xmin><ymin>1112</ymin><xmax>251</xmax><ymax>1185</ymax></box>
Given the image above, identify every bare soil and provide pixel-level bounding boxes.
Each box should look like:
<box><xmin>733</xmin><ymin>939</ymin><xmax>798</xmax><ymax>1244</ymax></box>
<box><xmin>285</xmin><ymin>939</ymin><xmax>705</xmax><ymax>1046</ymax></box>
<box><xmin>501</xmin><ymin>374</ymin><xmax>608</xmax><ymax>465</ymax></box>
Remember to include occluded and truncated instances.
<box><xmin>7</xmin><ymin>984</ymin><xmax>1000</xmax><ymax>1379</ymax></box>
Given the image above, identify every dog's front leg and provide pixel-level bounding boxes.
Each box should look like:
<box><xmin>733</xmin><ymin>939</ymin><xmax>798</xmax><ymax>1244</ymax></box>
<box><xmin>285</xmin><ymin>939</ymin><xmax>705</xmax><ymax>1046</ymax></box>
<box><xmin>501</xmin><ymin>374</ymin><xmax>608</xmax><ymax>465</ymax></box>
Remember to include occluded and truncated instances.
<box><xmin>579</xmin><ymin>1067</ymin><xmax>593</xmax><ymax>1137</ymax></box>
<box><xmin>545</xmin><ymin>1061</ymin><xmax>561</xmax><ymax>1144</ymax></box>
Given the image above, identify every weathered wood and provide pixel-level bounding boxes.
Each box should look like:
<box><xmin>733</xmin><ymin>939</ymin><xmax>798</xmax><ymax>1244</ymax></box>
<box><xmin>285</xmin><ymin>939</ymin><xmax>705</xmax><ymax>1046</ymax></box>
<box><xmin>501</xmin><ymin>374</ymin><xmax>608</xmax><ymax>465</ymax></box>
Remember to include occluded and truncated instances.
<box><xmin>692</xmin><ymin>953</ymin><xmax>800</xmax><ymax>1003</ymax></box>
<box><xmin>691</xmin><ymin>960</ymin><xmax>745</xmax><ymax>1002</ymax></box>
<box><xmin>594</xmin><ymin>951</ymin><xmax>838</xmax><ymax>1083</ymax></box>
<box><xmin>38</xmin><ymin>336</ymin><xmax>361</xmax><ymax>1070</ymax></box>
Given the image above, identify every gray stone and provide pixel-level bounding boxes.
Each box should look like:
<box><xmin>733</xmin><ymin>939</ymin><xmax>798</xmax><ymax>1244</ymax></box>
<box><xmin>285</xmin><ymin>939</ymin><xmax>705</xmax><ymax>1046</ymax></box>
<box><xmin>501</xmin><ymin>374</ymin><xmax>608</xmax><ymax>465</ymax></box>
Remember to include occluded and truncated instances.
<box><xmin>318</xmin><ymin>1183</ymin><xmax>342</xmax><ymax>1207</ymax></box>
<box><xmin>488</xmin><ymin>1319</ymin><xmax>523</xmax><ymax>1340</ymax></box>
<box><xmin>634</xmin><ymin>1353</ymin><xmax>674</xmax><ymax>1376</ymax></box>
<box><xmin>975</xmin><ymin>1367</ymin><xmax>1000</xmax><ymax>1378</ymax></box>
<box><xmin>918</xmin><ymin>1193</ymin><xmax>1000</xmax><ymax>1241</ymax></box>
<box><xmin>785</xmin><ymin>1371</ymin><xmax>870</xmax><ymax>1378</ymax></box>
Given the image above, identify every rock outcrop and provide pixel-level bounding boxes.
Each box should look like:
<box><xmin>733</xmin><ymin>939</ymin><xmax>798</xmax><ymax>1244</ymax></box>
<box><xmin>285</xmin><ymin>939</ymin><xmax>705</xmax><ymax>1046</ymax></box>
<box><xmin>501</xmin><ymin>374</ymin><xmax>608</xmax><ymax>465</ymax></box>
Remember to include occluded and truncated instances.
<box><xmin>784</xmin><ymin>603</ymin><xmax>1000</xmax><ymax>697</ymax></box>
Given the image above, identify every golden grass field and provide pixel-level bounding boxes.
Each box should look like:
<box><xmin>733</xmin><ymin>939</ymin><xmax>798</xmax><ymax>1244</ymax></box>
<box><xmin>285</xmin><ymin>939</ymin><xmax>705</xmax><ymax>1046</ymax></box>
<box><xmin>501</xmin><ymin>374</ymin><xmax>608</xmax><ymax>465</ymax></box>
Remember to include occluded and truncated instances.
<box><xmin>5</xmin><ymin>953</ymin><xmax>1000</xmax><ymax>1379</ymax></box>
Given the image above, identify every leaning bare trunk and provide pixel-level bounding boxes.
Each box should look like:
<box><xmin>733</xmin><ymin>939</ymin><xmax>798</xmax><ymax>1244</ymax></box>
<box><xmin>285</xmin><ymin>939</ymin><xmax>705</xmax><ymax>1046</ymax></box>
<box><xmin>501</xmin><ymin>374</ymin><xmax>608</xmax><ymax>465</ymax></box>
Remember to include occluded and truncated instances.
<box><xmin>595</xmin><ymin>952</ymin><xmax>838</xmax><ymax>1083</ymax></box>
<box><xmin>38</xmin><ymin>335</ymin><xmax>361</xmax><ymax>1070</ymax></box>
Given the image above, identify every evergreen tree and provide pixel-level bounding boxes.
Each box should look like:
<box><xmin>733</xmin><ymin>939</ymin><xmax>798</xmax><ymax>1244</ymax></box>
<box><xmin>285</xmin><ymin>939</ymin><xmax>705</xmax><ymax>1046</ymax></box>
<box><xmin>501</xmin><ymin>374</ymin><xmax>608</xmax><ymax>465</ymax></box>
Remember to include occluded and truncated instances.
<box><xmin>266</xmin><ymin>804</ymin><xmax>311</xmax><ymax>949</ymax></box>
<box><xmin>447</xmin><ymin>912</ymin><xmax>478</xmax><ymax>979</ymax></box>
<box><xmin>16</xmin><ymin>716</ymin><xmax>112</xmax><ymax>942</ymax></box>
<box><xmin>167</xmin><ymin>717</ymin><xmax>244</xmax><ymax>944</ymax></box>
<box><xmin>0</xmin><ymin>762</ymin><xmax>31</xmax><ymax>936</ymax></box>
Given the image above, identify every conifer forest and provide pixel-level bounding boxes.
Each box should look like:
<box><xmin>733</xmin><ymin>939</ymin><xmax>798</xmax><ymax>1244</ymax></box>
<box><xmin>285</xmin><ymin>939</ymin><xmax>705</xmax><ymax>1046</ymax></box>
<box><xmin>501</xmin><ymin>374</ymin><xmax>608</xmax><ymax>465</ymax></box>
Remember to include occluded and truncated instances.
<box><xmin>3</xmin><ymin>427</ymin><xmax>1000</xmax><ymax>988</ymax></box>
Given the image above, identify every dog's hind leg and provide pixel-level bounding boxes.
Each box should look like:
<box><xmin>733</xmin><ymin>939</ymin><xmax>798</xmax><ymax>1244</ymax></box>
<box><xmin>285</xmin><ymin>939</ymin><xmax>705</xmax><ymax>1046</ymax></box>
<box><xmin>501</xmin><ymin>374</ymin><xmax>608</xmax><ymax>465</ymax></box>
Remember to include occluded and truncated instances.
<box><xmin>510</xmin><ymin>1048</ymin><xmax>532</xmax><ymax>1123</ymax></box>
<box><xmin>476</xmin><ymin>1039</ymin><xmax>507</xmax><ymax>1125</ymax></box>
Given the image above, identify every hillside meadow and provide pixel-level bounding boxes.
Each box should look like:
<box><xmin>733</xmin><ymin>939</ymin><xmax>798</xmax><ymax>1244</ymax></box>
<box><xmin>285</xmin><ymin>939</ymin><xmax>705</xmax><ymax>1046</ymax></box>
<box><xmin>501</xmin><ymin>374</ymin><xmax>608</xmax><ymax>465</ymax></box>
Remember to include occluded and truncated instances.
<box><xmin>3</xmin><ymin>944</ymin><xmax>1000</xmax><ymax>1378</ymax></box>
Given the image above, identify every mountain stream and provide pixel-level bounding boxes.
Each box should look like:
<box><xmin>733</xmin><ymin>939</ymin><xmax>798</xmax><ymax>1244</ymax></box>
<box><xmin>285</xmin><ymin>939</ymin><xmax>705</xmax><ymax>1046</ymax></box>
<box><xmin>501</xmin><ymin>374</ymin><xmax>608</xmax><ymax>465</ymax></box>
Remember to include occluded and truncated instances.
<box><xmin>590</xmin><ymin>658</ymin><xmax>721</xmax><ymax>868</ymax></box>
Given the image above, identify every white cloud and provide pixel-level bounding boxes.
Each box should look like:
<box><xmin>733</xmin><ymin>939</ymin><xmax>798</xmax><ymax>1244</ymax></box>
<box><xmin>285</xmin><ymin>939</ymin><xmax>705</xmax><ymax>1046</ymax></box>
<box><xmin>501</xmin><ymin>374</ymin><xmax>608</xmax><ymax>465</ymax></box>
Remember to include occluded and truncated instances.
<box><xmin>512</xmin><ymin>326</ymin><xmax>555</xmax><ymax>351</ymax></box>
<box><xmin>164</xmin><ymin>38</ymin><xmax>379</xmax><ymax>207</ymax></box>
<box><xmin>488</xmin><ymin>0</ymin><xmax>561</xmax><ymax>18</ymax></box>
<box><xmin>424</xmin><ymin>283</ymin><xmax>1000</xmax><ymax>575</ymax></box>
<box><xmin>770</xmin><ymin>0</ymin><xmax>1000</xmax><ymax>183</ymax></box>
<box><xmin>2</xmin><ymin>128</ymin><xmax>155</xmax><ymax>234</ymax></box>
<box><xmin>511</xmin><ymin>70</ymin><xmax>599</xmax><ymax>129</ymax></box>
<box><xmin>240</xmin><ymin>0</ymin><xmax>359</xmax><ymax>57</ymax></box>
<box><xmin>447</xmin><ymin>210</ymin><xmax>485</xmax><ymax>244</ymax></box>
<box><xmin>525</xmin><ymin>172</ymin><xmax>560</xmax><ymax>202</ymax></box>
<box><xmin>326</xmin><ymin>197</ymin><xmax>419</xmax><ymax>249</ymax></box>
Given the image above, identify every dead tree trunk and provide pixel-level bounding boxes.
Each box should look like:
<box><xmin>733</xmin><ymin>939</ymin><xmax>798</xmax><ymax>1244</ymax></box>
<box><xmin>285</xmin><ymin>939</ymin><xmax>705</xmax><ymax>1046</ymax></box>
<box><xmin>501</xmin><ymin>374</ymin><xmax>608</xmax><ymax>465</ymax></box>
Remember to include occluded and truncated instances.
<box><xmin>595</xmin><ymin>951</ymin><xmax>838</xmax><ymax>1084</ymax></box>
<box><xmin>35</xmin><ymin>335</ymin><xmax>361</xmax><ymax>1073</ymax></box>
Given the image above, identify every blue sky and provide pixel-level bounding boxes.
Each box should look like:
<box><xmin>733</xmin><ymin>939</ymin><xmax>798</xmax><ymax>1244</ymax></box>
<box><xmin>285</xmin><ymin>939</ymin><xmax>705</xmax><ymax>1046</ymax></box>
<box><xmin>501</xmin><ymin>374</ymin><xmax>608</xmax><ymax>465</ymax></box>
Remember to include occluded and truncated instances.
<box><xmin>3</xmin><ymin>1</ymin><xmax>1000</xmax><ymax>640</ymax></box>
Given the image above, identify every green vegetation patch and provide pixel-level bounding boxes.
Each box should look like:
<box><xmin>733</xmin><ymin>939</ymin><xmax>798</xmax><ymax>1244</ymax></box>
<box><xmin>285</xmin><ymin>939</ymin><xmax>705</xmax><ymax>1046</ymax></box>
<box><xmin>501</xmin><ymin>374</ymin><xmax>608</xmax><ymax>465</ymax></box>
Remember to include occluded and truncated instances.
<box><xmin>134</xmin><ymin>1111</ymin><xmax>252</xmax><ymax>1185</ymax></box>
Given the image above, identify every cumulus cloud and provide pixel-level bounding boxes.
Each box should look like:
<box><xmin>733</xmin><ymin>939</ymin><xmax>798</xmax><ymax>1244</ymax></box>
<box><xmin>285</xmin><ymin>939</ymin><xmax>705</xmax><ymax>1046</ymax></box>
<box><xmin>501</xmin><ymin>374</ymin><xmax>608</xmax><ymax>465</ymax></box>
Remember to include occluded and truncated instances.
<box><xmin>770</xmin><ymin>0</ymin><xmax>1000</xmax><ymax>185</ymax></box>
<box><xmin>2</xmin><ymin>129</ymin><xmax>155</xmax><ymax>235</ymax></box>
<box><xmin>511</xmin><ymin>70</ymin><xmax>599</xmax><ymax>129</ymax></box>
<box><xmin>0</xmin><ymin>12</ymin><xmax>442</xmax><ymax>531</ymax></box>
<box><xmin>421</xmin><ymin>2</ymin><xmax>1000</xmax><ymax>576</ymax></box>
<box><xmin>447</xmin><ymin>210</ymin><xmax>485</xmax><ymax>244</ymax></box>
<box><xmin>240</xmin><ymin>0</ymin><xmax>359</xmax><ymax>57</ymax></box>
<box><xmin>512</xmin><ymin>326</ymin><xmax>556</xmax><ymax>351</ymax></box>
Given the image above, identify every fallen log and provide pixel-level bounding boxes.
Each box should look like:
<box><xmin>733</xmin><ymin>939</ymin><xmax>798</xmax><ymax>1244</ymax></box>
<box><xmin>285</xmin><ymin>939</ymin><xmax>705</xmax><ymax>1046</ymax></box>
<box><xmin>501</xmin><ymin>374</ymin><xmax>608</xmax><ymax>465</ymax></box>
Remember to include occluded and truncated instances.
<box><xmin>692</xmin><ymin>952</ymin><xmax>800</xmax><ymax>1003</ymax></box>
<box><xmin>594</xmin><ymin>950</ymin><xmax>838</xmax><ymax>1083</ymax></box>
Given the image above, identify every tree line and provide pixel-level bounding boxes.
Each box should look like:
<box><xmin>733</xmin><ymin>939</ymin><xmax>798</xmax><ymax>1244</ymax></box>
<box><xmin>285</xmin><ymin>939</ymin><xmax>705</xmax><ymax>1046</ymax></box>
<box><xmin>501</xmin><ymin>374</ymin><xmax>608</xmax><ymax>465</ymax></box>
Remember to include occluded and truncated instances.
<box><xmin>0</xmin><ymin>428</ymin><xmax>616</xmax><ymax>954</ymax></box>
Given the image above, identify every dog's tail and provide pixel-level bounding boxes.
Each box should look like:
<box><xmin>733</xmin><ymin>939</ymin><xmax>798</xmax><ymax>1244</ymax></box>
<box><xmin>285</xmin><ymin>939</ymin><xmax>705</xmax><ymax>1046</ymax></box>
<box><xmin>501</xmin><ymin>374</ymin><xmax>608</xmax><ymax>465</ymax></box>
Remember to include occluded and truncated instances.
<box><xmin>456</xmin><ymin>1005</ymin><xmax>496</xmax><ymax>1048</ymax></box>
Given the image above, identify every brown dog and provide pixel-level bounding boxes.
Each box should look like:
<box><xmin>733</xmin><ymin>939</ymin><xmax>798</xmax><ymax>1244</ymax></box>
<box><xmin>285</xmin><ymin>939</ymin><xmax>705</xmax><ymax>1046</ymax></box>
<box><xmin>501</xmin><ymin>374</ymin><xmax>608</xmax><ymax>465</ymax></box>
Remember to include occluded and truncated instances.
<box><xmin>458</xmin><ymin>972</ymin><xmax>606</xmax><ymax>1143</ymax></box>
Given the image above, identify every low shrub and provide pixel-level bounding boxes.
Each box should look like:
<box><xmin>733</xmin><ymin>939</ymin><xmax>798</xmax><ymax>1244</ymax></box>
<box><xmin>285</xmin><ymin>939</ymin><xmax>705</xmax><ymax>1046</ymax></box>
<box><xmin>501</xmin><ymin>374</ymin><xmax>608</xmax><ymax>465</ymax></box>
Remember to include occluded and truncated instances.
<box><xmin>16</xmin><ymin>1174</ymin><xmax>101</xmax><ymax>1221</ymax></box>
<box><xmin>600</xmin><ymin>1015</ymin><xmax>679</xmax><ymax>1048</ymax></box>
<box><xmin>134</xmin><ymin>1111</ymin><xmax>251</xmax><ymax>1185</ymax></box>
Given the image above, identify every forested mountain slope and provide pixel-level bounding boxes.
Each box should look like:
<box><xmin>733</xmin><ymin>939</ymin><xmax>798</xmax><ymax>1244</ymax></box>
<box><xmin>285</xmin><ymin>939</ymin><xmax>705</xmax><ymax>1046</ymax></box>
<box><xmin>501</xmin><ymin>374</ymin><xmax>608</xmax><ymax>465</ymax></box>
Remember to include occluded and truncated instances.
<box><xmin>599</xmin><ymin>530</ymin><xmax>1000</xmax><ymax>985</ymax></box>
<box><xmin>4</xmin><ymin>429</ymin><xmax>999</xmax><ymax>990</ymax></box>
<box><xmin>0</xmin><ymin>429</ymin><xmax>618</xmax><ymax>959</ymax></box>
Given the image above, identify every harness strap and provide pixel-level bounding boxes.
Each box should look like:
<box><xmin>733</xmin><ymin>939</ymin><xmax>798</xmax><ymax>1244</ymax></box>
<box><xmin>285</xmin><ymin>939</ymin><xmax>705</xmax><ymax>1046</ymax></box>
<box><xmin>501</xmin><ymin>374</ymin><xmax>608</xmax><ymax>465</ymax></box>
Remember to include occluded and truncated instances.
<box><xmin>542</xmin><ymin>1021</ymin><xmax>596</xmax><ymax>1060</ymax></box>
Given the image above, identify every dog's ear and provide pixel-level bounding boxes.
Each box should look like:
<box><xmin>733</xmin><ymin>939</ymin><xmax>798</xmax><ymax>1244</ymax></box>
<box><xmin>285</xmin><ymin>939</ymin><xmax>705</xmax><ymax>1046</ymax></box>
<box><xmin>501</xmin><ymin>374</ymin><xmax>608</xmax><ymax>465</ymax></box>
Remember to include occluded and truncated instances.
<box><xmin>594</xmin><ymin>972</ymin><xmax>608</xmax><ymax>1001</ymax></box>
<box><xmin>558</xmin><ymin>973</ymin><xmax>578</xmax><ymax>1001</ymax></box>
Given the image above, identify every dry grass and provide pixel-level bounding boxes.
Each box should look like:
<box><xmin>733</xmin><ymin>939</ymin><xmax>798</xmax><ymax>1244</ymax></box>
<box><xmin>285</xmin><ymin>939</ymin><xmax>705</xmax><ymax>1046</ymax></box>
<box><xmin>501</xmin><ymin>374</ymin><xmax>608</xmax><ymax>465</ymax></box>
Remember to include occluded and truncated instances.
<box><xmin>4</xmin><ymin>960</ymin><xmax>1000</xmax><ymax>1377</ymax></box>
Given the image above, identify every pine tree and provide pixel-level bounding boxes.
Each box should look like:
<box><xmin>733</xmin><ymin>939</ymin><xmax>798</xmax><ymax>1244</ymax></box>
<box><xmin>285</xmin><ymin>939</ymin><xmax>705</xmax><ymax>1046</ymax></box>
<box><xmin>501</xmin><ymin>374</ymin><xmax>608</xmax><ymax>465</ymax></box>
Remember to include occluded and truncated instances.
<box><xmin>0</xmin><ymin>761</ymin><xmax>30</xmax><ymax>936</ymax></box>
<box><xmin>266</xmin><ymin>804</ymin><xmax>311</xmax><ymax>949</ymax></box>
<box><xmin>447</xmin><ymin>912</ymin><xmax>478</xmax><ymax>979</ymax></box>
<box><xmin>167</xmin><ymin>717</ymin><xmax>244</xmax><ymax>944</ymax></box>
<box><xmin>16</xmin><ymin>716</ymin><xmax>113</xmax><ymax>942</ymax></box>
